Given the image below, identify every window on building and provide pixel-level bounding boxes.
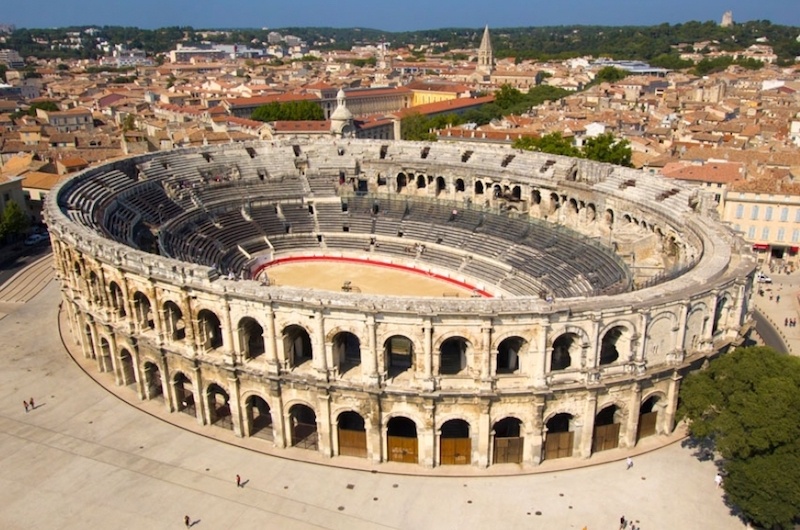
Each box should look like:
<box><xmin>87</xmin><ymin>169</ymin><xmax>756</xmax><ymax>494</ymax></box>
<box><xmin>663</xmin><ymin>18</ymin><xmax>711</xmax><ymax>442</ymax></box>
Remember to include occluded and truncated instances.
<box><xmin>748</xmin><ymin>226</ymin><xmax>756</xmax><ymax>238</ymax></box>
<box><xmin>778</xmin><ymin>228</ymin><xmax>785</xmax><ymax>242</ymax></box>
<box><xmin>766</xmin><ymin>207</ymin><xmax>773</xmax><ymax>221</ymax></box>
<box><xmin>781</xmin><ymin>208</ymin><xmax>789</xmax><ymax>222</ymax></box>
<box><xmin>735</xmin><ymin>205</ymin><xmax>743</xmax><ymax>219</ymax></box>
<box><xmin>751</xmin><ymin>205</ymin><xmax>759</xmax><ymax>220</ymax></box>
<box><xmin>793</xmin><ymin>229</ymin><xmax>800</xmax><ymax>243</ymax></box>
<box><xmin>762</xmin><ymin>227</ymin><xmax>770</xmax><ymax>240</ymax></box>
<box><xmin>795</xmin><ymin>209</ymin><xmax>800</xmax><ymax>223</ymax></box>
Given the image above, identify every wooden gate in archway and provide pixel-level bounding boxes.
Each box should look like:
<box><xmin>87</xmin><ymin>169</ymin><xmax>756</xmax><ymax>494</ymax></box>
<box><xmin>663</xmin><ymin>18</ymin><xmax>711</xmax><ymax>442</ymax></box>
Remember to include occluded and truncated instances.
<box><xmin>544</xmin><ymin>431</ymin><xmax>574</xmax><ymax>460</ymax></box>
<box><xmin>637</xmin><ymin>411</ymin><xmax>658</xmax><ymax>440</ymax></box>
<box><xmin>440</xmin><ymin>438</ymin><xmax>470</xmax><ymax>465</ymax></box>
<box><xmin>592</xmin><ymin>423</ymin><xmax>621</xmax><ymax>452</ymax></box>
<box><xmin>338</xmin><ymin>428</ymin><xmax>367</xmax><ymax>458</ymax></box>
<box><xmin>387</xmin><ymin>436</ymin><xmax>418</xmax><ymax>463</ymax></box>
<box><xmin>493</xmin><ymin>437</ymin><xmax>524</xmax><ymax>464</ymax></box>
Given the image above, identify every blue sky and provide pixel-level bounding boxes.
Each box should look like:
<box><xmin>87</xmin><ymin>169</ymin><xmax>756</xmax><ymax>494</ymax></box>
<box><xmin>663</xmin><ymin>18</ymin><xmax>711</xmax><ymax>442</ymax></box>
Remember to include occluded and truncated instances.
<box><xmin>3</xmin><ymin>0</ymin><xmax>799</xmax><ymax>30</ymax></box>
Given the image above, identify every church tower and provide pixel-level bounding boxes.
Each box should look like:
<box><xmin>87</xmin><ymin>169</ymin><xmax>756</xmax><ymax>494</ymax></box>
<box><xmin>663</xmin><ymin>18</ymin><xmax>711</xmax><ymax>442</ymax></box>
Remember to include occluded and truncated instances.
<box><xmin>330</xmin><ymin>88</ymin><xmax>355</xmax><ymax>138</ymax></box>
<box><xmin>477</xmin><ymin>25</ymin><xmax>494</xmax><ymax>75</ymax></box>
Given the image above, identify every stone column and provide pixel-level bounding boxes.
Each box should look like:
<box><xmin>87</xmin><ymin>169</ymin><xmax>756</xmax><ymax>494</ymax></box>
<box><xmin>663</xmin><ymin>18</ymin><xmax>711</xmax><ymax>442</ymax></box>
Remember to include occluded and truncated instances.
<box><xmin>191</xmin><ymin>366</ymin><xmax>206</xmax><ymax>426</ymax></box>
<box><xmin>220</xmin><ymin>297</ymin><xmax>235</xmax><ymax>364</ymax></box>
<box><xmin>317</xmin><ymin>391</ymin><xmax>333</xmax><ymax>457</ymax></box>
<box><xmin>533</xmin><ymin>320</ymin><xmax>549</xmax><ymax>388</ymax></box>
<box><xmin>480</xmin><ymin>325</ymin><xmax>492</xmax><ymax>381</ymax></box>
<box><xmin>529</xmin><ymin>399</ymin><xmax>545</xmax><ymax>465</ymax></box>
<box><xmin>269</xmin><ymin>383</ymin><xmax>286</xmax><ymax>449</ymax></box>
<box><xmin>664</xmin><ymin>372</ymin><xmax>681</xmax><ymax>434</ymax></box>
<box><xmin>477</xmin><ymin>400</ymin><xmax>491</xmax><ymax>467</ymax></box>
<box><xmin>227</xmin><ymin>375</ymin><xmax>244</xmax><ymax>437</ymax></box>
<box><xmin>422</xmin><ymin>319</ymin><xmax>434</xmax><ymax>390</ymax></box>
<box><xmin>421</xmin><ymin>401</ymin><xmax>435</xmax><ymax>468</ymax></box>
<box><xmin>313</xmin><ymin>309</ymin><xmax>328</xmax><ymax>377</ymax></box>
<box><xmin>674</xmin><ymin>303</ymin><xmax>689</xmax><ymax>362</ymax></box>
<box><xmin>624</xmin><ymin>381</ymin><xmax>642</xmax><ymax>448</ymax></box>
<box><xmin>579</xmin><ymin>392</ymin><xmax>598</xmax><ymax>459</ymax></box>
<box><xmin>265</xmin><ymin>306</ymin><xmax>279</xmax><ymax>374</ymax></box>
<box><xmin>362</xmin><ymin>316</ymin><xmax>378</xmax><ymax>384</ymax></box>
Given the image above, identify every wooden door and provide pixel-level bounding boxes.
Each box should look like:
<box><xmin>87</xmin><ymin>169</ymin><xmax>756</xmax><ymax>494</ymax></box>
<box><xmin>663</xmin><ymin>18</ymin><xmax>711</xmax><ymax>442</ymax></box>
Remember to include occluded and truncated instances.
<box><xmin>440</xmin><ymin>438</ymin><xmax>471</xmax><ymax>465</ymax></box>
<box><xmin>338</xmin><ymin>428</ymin><xmax>367</xmax><ymax>458</ymax></box>
<box><xmin>544</xmin><ymin>431</ymin><xmax>574</xmax><ymax>460</ymax></box>
<box><xmin>494</xmin><ymin>437</ymin><xmax>524</xmax><ymax>464</ymax></box>
<box><xmin>637</xmin><ymin>411</ymin><xmax>658</xmax><ymax>440</ymax></box>
<box><xmin>592</xmin><ymin>423</ymin><xmax>621</xmax><ymax>453</ymax></box>
<box><xmin>387</xmin><ymin>435</ymin><xmax>418</xmax><ymax>463</ymax></box>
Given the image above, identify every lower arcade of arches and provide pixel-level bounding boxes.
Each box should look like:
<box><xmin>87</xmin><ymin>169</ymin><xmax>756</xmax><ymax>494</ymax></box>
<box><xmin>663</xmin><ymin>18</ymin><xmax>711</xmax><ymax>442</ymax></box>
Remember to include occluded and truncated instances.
<box><xmin>68</xmin><ymin>309</ymin><xmax>681</xmax><ymax>470</ymax></box>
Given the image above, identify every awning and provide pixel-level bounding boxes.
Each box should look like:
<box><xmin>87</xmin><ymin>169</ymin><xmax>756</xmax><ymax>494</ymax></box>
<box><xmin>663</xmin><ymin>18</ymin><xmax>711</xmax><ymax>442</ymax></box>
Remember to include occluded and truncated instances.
<box><xmin>752</xmin><ymin>244</ymin><xmax>770</xmax><ymax>251</ymax></box>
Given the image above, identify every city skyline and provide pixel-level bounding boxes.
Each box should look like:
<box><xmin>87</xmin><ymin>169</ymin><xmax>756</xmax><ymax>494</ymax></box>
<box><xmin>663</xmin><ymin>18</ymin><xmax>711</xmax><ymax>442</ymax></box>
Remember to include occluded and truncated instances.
<box><xmin>2</xmin><ymin>0</ymin><xmax>799</xmax><ymax>31</ymax></box>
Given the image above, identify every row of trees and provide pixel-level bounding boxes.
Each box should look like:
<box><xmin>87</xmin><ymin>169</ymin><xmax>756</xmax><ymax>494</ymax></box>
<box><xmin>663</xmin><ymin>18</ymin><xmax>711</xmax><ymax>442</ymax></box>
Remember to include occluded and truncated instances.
<box><xmin>0</xmin><ymin>202</ymin><xmax>30</xmax><ymax>242</ymax></box>
<box><xmin>679</xmin><ymin>346</ymin><xmax>800</xmax><ymax>529</ymax></box>
<box><xmin>251</xmin><ymin>100</ymin><xmax>324</xmax><ymax>122</ymax></box>
<box><xmin>513</xmin><ymin>132</ymin><xmax>633</xmax><ymax>167</ymax></box>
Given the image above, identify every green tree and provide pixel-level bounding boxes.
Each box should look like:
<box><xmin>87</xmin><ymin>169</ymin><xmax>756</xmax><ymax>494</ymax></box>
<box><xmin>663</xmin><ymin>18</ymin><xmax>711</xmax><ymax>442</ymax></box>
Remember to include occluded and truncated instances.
<box><xmin>593</xmin><ymin>66</ymin><xmax>629</xmax><ymax>83</ymax></box>
<box><xmin>513</xmin><ymin>132</ymin><xmax>581</xmax><ymax>158</ymax></box>
<box><xmin>679</xmin><ymin>346</ymin><xmax>800</xmax><ymax>529</ymax></box>
<box><xmin>400</xmin><ymin>112</ymin><xmax>437</xmax><ymax>141</ymax></box>
<box><xmin>250</xmin><ymin>100</ymin><xmax>323</xmax><ymax>122</ymax></box>
<box><xmin>582</xmin><ymin>133</ymin><xmax>632</xmax><ymax>167</ymax></box>
<box><xmin>0</xmin><ymin>201</ymin><xmax>30</xmax><ymax>241</ymax></box>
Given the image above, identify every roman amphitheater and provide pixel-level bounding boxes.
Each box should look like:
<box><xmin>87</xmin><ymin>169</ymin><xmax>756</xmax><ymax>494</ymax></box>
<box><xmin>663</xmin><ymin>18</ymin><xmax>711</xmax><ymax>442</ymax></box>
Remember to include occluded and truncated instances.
<box><xmin>46</xmin><ymin>138</ymin><xmax>755</xmax><ymax>470</ymax></box>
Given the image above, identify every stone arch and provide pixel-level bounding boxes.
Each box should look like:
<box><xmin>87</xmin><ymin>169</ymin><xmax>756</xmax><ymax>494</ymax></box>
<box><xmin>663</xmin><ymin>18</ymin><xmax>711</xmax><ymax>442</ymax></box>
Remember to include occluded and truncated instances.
<box><xmin>637</xmin><ymin>392</ymin><xmax>667</xmax><ymax>441</ymax></box>
<box><xmin>550</xmin><ymin>331</ymin><xmax>583</xmax><ymax>371</ymax></box>
<box><xmin>712</xmin><ymin>293</ymin><xmax>733</xmax><ymax>335</ymax></box>
<box><xmin>206</xmin><ymin>382</ymin><xmax>232</xmax><ymax>429</ymax></box>
<box><xmin>475</xmin><ymin>180</ymin><xmax>484</xmax><ymax>195</ymax></box>
<box><xmin>384</xmin><ymin>334</ymin><xmax>414</xmax><ymax>376</ymax></box>
<box><xmin>332</xmin><ymin>330</ymin><xmax>361</xmax><ymax>371</ymax></box>
<box><xmin>197</xmin><ymin>308</ymin><xmax>223</xmax><ymax>350</ymax></box>
<box><xmin>386</xmin><ymin>415</ymin><xmax>418</xmax><ymax>464</ymax></box>
<box><xmin>604</xmin><ymin>208</ymin><xmax>614</xmax><ymax>228</ymax></box>
<box><xmin>592</xmin><ymin>404</ymin><xmax>622</xmax><ymax>453</ymax></box>
<box><xmin>238</xmin><ymin>316</ymin><xmax>265</xmax><ymax>359</ymax></box>
<box><xmin>288</xmin><ymin>403</ymin><xmax>318</xmax><ymax>449</ymax></box>
<box><xmin>531</xmin><ymin>189</ymin><xmax>542</xmax><ymax>205</ymax></box>
<box><xmin>337</xmin><ymin>410</ymin><xmax>367</xmax><ymax>458</ymax></box>
<box><xmin>108</xmin><ymin>281</ymin><xmax>126</xmax><ymax>318</ymax></box>
<box><xmin>683</xmin><ymin>304</ymin><xmax>707</xmax><ymax>352</ymax></box>
<box><xmin>141</xmin><ymin>359</ymin><xmax>164</xmax><ymax>400</ymax></box>
<box><xmin>543</xmin><ymin>412</ymin><xmax>575</xmax><ymax>460</ymax></box>
<box><xmin>455</xmin><ymin>178</ymin><xmax>465</xmax><ymax>192</ymax></box>
<box><xmin>599</xmin><ymin>322</ymin><xmax>634</xmax><ymax>366</ymax></box>
<box><xmin>98</xmin><ymin>335</ymin><xmax>113</xmax><ymax>372</ymax></box>
<box><xmin>646</xmin><ymin>313</ymin><xmax>677</xmax><ymax>364</ymax></box>
<box><xmin>396</xmin><ymin>172</ymin><xmax>407</xmax><ymax>192</ymax></box>
<box><xmin>88</xmin><ymin>270</ymin><xmax>102</xmax><ymax>305</ymax></box>
<box><xmin>511</xmin><ymin>185</ymin><xmax>522</xmax><ymax>201</ymax></box>
<box><xmin>118</xmin><ymin>347</ymin><xmax>136</xmax><ymax>386</ymax></box>
<box><xmin>243</xmin><ymin>392</ymin><xmax>273</xmax><ymax>440</ymax></box>
<box><xmin>439</xmin><ymin>418</ymin><xmax>471</xmax><ymax>465</ymax></box>
<box><xmin>162</xmin><ymin>300</ymin><xmax>186</xmax><ymax>341</ymax></box>
<box><xmin>492</xmin><ymin>416</ymin><xmax>524</xmax><ymax>464</ymax></box>
<box><xmin>435</xmin><ymin>176</ymin><xmax>446</xmax><ymax>196</ymax></box>
<box><xmin>438</xmin><ymin>335</ymin><xmax>472</xmax><ymax>375</ymax></box>
<box><xmin>132</xmin><ymin>291</ymin><xmax>154</xmax><ymax>330</ymax></box>
<box><xmin>496</xmin><ymin>335</ymin><xmax>526</xmax><ymax>374</ymax></box>
<box><xmin>172</xmin><ymin>371</ymin><xmax>195</xmax><ymax>415</ymax></box>
<box><xmin>282</xmin><ymin>323</ymin><xmax>313</xmax><ymax>367</ymax></box>
<box><xmin>415</xmin><ymin>174</ymin><xmax>426</xmax><ymax>189</ymax></box>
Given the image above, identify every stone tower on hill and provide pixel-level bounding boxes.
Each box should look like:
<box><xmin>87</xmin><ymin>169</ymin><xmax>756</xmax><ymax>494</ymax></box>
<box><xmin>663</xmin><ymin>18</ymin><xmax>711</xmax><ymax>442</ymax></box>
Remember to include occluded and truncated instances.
<box><xmin>477</xmin><ymin>25</ymin><xmax>494</xmax><ymax>76</ymax></box>
<box><xmin>720</xmin><ymin>11</ymin><xmax>734</xmax><ymax>27</ymax></box>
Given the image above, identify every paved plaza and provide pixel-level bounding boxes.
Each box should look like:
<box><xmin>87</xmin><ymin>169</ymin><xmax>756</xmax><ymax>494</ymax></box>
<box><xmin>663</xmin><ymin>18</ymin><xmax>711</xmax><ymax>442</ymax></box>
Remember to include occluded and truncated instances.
<box><xmin>0</xmin><ymin>257</ymin><xmax>752</xmax><ymax>530</ymax></box>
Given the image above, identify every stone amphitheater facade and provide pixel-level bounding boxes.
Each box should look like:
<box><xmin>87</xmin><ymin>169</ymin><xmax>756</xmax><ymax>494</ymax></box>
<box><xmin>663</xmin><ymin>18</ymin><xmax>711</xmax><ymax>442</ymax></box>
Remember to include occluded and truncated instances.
<box><xmin>46</xmin><ymin>139</ymin><xmax>755</xmax><ymax>470</ymax></box>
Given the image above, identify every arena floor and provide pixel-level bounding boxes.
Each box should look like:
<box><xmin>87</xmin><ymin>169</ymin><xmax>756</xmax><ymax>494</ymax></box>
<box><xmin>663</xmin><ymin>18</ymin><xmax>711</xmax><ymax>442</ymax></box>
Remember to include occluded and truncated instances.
<box><xmin>259</xmin><ymin>257</ymin><xmax>488</xmax><ymax>297</ymax></box>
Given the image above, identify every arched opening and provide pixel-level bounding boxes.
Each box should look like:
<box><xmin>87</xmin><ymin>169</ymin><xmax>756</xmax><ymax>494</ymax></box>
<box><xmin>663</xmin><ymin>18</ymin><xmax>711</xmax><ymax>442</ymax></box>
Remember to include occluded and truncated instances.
<box><xmin>604</xmin><ymin>208</ymin><xmax>614</xmax><ymax>228</ymax></box>
<box><xmin>440</xmin><ymin>419</ymin><xmax>470</xmax><ymax>465</ymax></box>
<box><xmin>712</xmin><ymin>297</ymin><xmax>729</xmax><ymax>335</ymax></box>
<box><xmin>239</xmin><ymin>317</ymin><xmax>265</xmax><ymax>359</ymax></box>
<box><xmin>83</xmin><ymin>323</ymin><xmax>95</xmax><ymax>359</ymax></box>
<box><xmin>133</xmin><ymin>291</ymin><xmax>154</xmax><ymax>330</ymax></box>
<box><xmin>387</xmin><ymin>416</ymin><xmax>418</xmax><ymax>463</ymax></box>
<box><xmin>440</xmin><ymin>336</ymin><xmax>468</xmax><ymax>375</ymax></box>
<box><xmin>143</xmin><ymin>361</ymin><xmax>163</xmax><ymax>400</ymax></box>
<box><xmin>89</xmin><ymin>271</ymin><xmax>102</xmax><ymax>305</ymax></box>
<box><xmin>637</xmin><ymin>395</ymin><xmax>661</xmax><ymax>441</ymax></box>
<box><xmin>333</xmin><ymin>331</ymin><xmax>361</xmax><ymax>372</ymax></box>
<box><xmin>600</xmin><ymin>326</ymin><xmax>628</xmax><ymax>365</ymax></box>
<box><xmin>435</xmin><ymin>176</ymin><xmax>446</xmax><ymax>196</ymax></box>
<box><xmin>497</xmin><ymin>336</ymin><xmax>524</xmax><ymax>374</ymax></box>
<box><xmin>592</xmin><ymin>405</ymin><xmax>621</xmax><ymax>453</ymax></box>
<box><xmin>549</xmin><ymin>192</ymin><xmax>560</xmax><ymax>214</ymax></box>
<box><xmin>511</xmin><ymin>185</ymin><xmax>522</xmax><ymax>201</ymax></box>
<box><xmin>493</xmin><ymin>417</ymin><xmax>523</xmax><ymax>464</ymax></box>
<box><xmin>544</xmin><ymin>413</ymin><xmax>574</xmax><ymax>460</ymax></box>
<box><xmin>119</xmin><ymin>348</ymin><xmax>136</xmax><ymax>386</ymax></box>
<box><xmin>163</xmin><ymin>301</ymin><xmax>186</xmax><ymax>341</ymax></box>
<box><xmin>385</xmin><ymin>335</ymin><xmax>413</xmax><ymax>376</ymax></box>
<box><xmin>455</xmin><ymin>178</ymin><xmax>465</xmax><ymax>192</ymax></box>
<box><xmin>415</xmin><ymin>174</ymin><xmax>426</xmax><ymax>189</ymax></box>
<box><xmin>531</xmin><ymin>189</ymin><xmax>541</xmax><ymax>205</ymax></box>
<box><xmin>290</xmin><ymin>404</ymin><xmax>318</xmax><ymax>450</ymax></box>
<box><xmin>396</xmin><ymin>173</ymin><xmax>407</xmax><ymax>192</ymax></box>
<box><xmin>109</xmin><ymin>282</ymin><xmax>126</xmax><ymax>318</ymax></box>
<box><xmin>550</xmin><ymin>333</ymin><xmax>579</xmax><ymax>371</ymax></box>
<box><xmin>246</xmin><ymin>395</ymin><xmax>273</xmax><ymax>440</ymax></box>
<box><xmin>99</xmin><ymin>337</ymin><xmax>112</xmax><ymax>372</ymax></box>
<box><xmin>206</xmin><ymin>383</ymin><xmax>232</xmax><ymax>429</ymax></box>
<box><xmin>283</xmin><ymin>324</ymin><xmax>312</xmax><ymax>367</ymax></box>
<box><xmin>475</xmin><ymin>181</ymin><xmax>484</xmax><ymax>195</ymax></box>
<box><xmin>197</xmin><ymin>309</ymin><xmax>223</xmax><ymax>350</ymax></box>
<box><xmin>337</xmin><ymin>411</ymin><xmax>367</xmax><ymax>458</ymax></box>
<box><xmin>173</xmin><ymin>372</ymin><xmax>195</xmax><ymax>416</ymax></box>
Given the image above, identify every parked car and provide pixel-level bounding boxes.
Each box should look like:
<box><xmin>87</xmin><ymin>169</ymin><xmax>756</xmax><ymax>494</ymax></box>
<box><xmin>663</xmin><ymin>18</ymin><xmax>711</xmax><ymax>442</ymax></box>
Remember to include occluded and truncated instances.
<box><xmin>756</xmin><ymin>272</ymin><xmax>772</xmax><ymax>283</ymax></box>
<box><xmin>23</xmin><ymin>233</ymin><xmax>48</xmax><ymax>246</ymax></box>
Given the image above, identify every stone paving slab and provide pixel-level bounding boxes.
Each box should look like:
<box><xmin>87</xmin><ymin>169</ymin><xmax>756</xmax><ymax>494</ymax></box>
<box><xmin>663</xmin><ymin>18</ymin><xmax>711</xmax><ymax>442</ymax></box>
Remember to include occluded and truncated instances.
<box><xmin>0</xmin><ymin>278</ymin><xmax>748</xmax><ymax>530</ymax></box>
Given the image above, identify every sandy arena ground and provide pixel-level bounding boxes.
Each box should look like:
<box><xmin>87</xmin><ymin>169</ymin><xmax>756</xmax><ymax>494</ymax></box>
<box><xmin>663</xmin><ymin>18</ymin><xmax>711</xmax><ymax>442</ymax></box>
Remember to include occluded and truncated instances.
<box><xmin>261</xmin><ymin>259</ymin><xmax>480</xmax><ymax>297</ymax></box>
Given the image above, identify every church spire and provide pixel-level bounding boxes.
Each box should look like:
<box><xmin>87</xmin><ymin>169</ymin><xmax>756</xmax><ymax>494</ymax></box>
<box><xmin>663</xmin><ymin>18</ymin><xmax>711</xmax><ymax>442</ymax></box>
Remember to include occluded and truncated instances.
<box><xmin>477</xmin><ymin>25</ymin><xmax>493</xmax><ymax>75</ymax></box>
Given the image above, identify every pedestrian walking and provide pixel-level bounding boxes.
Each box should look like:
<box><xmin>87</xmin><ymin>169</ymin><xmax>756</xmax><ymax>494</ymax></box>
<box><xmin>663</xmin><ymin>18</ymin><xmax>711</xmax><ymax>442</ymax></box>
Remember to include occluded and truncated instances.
<box><xmin>236</xmin><ymin>474</ymin><xmax>241</xmax><ymax>488</ymax></box>
<box><xmin>626</xmin><ymin>456</ymin><xmax>633</xmax><ymax>470</ymax></box>
<box><xmin>29</xmin><ymin>397</ymin><xmax>34</xmax><ymax>409</ymax></box>
<box><xmin>777</xmin><ymin>295</ymin><xmax>781</xmax><ymax>303</ymax></box>
<box><xmin>23</xmin><ymin>400</ymin><xmax>29</xmax><ymax>413</ymax></box>
<box><xmin>184</xmin><ymin>515</ymin><xmax>191</xmax><ymax>528</ymax></box>
<box><xmin>785</xmin><ymin>318</ymin><xmax>789</xmax><ymax>327</ymax></box>
<box><xmin>715</xmin><ymin>473</ymin><xmax>723</xmax><ymax>488</ymax></box>
<box><xmin>620</xmin><ymin>515</ymin><xmax>627</xmax><ymax>529</ymax></box>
